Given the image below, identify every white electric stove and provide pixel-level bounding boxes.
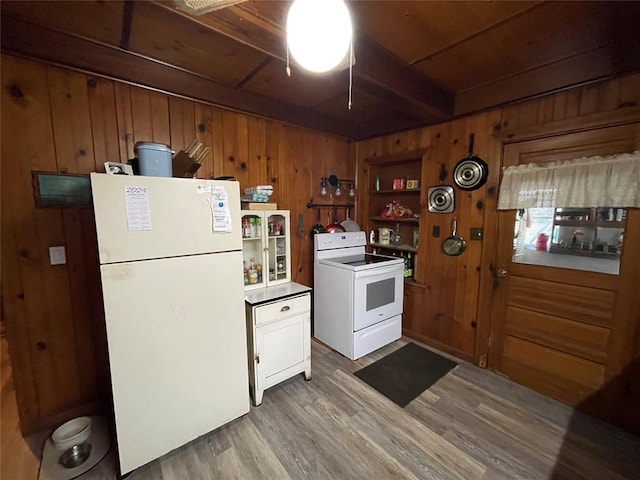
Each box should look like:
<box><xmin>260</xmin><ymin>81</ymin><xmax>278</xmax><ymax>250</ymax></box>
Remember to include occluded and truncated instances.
<box><xmin>313</xmin><ymin>231</ymin><xmax>404</xmax><ymax>360</ymax></box>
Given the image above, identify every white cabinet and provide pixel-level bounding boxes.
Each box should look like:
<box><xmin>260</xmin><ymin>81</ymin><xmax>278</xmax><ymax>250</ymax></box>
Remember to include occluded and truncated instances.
<box><xmin>241</xmin><ymin>210</ymin><xmax>291</xmax><ymax>290</ymax></box>
<box><xmin>245</xmin><ymin>291</ymin><xmax>311</xmax><ymax>406</ymax></box>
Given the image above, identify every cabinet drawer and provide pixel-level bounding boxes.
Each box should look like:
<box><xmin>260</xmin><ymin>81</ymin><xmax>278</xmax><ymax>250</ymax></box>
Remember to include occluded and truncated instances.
<box><xmin>254</xmin><ymin>294</ymin><xmax>310</xmax><ymax>326</ymax></box>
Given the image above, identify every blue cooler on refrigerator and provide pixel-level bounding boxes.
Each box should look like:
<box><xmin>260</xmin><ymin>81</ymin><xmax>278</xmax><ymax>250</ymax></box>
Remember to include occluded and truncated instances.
<box><xmin>134</xmin><ymin>141</ymin><xmax>173</xmax><ymax>177</ymax></box>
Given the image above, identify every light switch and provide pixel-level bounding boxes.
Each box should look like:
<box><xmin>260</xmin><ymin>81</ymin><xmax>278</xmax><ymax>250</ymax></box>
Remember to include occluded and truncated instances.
<box><xmin>470</xmin><ymin>228</ymin><xmax>483</xmax><ymax>241</ymax></box>
<box><xmin>49</xmin><ymin>246</ymin><xmax>67</xmax><ymax>265</ymax></box>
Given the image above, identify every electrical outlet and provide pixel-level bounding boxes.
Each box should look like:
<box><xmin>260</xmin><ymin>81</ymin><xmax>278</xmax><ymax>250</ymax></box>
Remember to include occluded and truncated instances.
<box><xmin>49</xmin><ymin>246</ymin><xmax>67</xmax><ymax>265</ymax></box>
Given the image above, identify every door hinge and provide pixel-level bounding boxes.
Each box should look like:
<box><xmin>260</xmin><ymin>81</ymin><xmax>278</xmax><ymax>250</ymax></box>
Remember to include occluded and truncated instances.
<box><xmin>479</xmin><ymin>354</ymin><xmax>488</xmax><ymax>369</ymax></box>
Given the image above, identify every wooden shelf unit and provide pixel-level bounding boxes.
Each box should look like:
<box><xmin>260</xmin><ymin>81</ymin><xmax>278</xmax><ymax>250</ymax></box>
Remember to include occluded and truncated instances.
<box><xmin>362</xmin><ymin>149</ymin><xmax>428</xmax><ymax>284</ymax></box>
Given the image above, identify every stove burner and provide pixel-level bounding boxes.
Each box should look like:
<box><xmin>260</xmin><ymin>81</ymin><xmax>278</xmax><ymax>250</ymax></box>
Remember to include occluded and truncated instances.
<box><xmin>326</xmin><ymin>254</ymin><xmax>398</xmax><ymax>267</ymax></box>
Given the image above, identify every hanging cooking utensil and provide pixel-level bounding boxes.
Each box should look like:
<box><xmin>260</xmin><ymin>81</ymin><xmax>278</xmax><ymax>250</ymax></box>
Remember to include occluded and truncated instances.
<box><xmin>311</xmin><ymin>208</ymin><xmax>325</xmax><ymax>235</ymax></box>
<box><xmin>325</xmin><ymin>208</ymin><xmax>346</xmax><ymax>233</ymax></box>
<box><xmin>453</xmin><ymin>133</ymin><xmax>488</xmax><ymax>191</ymax></box>
<box><xmin>443</xmin><ymin>217</ymin><xmax>466</xmax><ymax>256</ymax></box>
<box><xmin>341</xmin><ymin>207</ymin><xmax>361</xmax><ymax>232</ymax></box>
<box><xmin>427</xmin><ymin>185</ymin><xmax>455</xmax><ymax>213</ymax></box>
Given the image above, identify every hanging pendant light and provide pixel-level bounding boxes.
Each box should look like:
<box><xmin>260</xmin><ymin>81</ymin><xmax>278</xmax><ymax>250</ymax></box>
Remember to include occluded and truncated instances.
<box><xmin>286</xmin><ymin>0</ymin><xmax>353</xmax><ymax>73</ymax></box>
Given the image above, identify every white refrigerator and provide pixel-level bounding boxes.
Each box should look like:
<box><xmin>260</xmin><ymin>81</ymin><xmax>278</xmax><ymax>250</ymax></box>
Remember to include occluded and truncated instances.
<box><xmin>90</xmin><ymin>173</ymin><xmax>249</xmax><ymax>475</ymax></box>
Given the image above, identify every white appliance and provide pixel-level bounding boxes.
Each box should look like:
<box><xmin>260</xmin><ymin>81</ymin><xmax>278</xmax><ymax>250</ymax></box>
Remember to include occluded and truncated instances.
<box><xmin>313</xmin><ymin>231</ymin><xmax>404</xmax><ymax>360</ymax></box>
<box><xmin>90</xmin><ymin>173</ymin><xmax>249</xmax><ymax>476</ymax></box>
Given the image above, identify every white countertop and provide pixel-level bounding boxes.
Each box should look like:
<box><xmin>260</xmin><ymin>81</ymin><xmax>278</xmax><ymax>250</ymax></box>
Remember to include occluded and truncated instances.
<box><xmin>244</xmin><ymin>282</ymin><xmax>312</xmax><ymax>305</ymax></box>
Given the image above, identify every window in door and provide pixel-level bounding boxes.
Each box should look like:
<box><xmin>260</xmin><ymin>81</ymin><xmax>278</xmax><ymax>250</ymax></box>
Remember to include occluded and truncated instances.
<box><xmin>512</xmin><ymin>207</ymin><xmax>626</xmax><ymax>275</ymax></box>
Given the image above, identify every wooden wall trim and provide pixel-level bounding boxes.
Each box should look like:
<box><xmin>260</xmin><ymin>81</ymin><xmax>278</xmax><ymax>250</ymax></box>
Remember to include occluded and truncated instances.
<box><xmin>497</xmin><ymin>104</ymin><xmax>640</xmax><ymax>143</ymax></box>
<box><xmin>455</xmin><ymin>47</ymin><xmax>614</xmax><ymax>117</ymax></box>
<box><xmin>403</xmin><ymin>329</ymin><xmax>474</xmax><ymax>364</ymax></box>
<box><xmin>607</xmin><ymin>207</ymin><xmax>640</xmax><ymax>378</ymax></box>
<box><xmin>473</xmin><ymin>110</ymin><xmax>504</xmax><ymax>366</ymax></box>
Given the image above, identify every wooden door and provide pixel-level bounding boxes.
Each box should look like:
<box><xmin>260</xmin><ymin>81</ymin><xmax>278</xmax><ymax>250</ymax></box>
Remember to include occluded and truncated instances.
<box><xmin>489</xmin><ymin>123</ymin><xmax>640</xmax><ymax>421</ymax></box>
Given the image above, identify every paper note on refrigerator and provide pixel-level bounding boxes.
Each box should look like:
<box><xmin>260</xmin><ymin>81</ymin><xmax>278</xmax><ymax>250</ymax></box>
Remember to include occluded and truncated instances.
<box><xmin>124</xmin><ymin>186</ymin><xmax>152</xmax><ymax>231</ymax></box>
<box><xmin>211</xmin><ymin>186</ymin><xmax>232</xmax><ymax>233</ymax></box>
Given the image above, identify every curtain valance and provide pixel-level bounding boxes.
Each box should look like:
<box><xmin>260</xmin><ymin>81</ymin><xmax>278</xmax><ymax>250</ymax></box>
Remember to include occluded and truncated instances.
<box><xmin>497</xmin><ymin>151</ymin><xmax>640</xmax><ymax>210</ymax></box>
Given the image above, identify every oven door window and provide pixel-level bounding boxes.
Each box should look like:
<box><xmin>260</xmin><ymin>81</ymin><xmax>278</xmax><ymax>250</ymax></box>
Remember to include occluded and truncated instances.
<box><xmin>366</xmin><ymin>278</ymin><xmax>395</xmax><ymax>311</ymax></box>
<box><xmin>354</xmin><ymin>268</ymin><xmax>403</xmax><ymax>331</ymax></box>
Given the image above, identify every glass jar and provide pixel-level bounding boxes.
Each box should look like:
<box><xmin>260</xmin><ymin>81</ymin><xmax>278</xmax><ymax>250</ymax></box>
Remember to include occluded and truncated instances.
<box><xmin>392</xmin><ymin>223</ymin><xmax>402</xmax><ymax>245</ymax></box>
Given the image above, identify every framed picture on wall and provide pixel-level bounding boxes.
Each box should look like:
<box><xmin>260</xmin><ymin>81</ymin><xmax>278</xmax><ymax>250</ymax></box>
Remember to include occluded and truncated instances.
<box><xmin>32</xmin><ymin>171</ymin><xmax>93</xmax><ymax>208</ymax></box>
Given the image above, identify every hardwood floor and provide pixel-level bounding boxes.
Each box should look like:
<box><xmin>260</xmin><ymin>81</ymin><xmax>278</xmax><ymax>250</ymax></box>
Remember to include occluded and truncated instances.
<box><xmin>2</xmin><ymin>336</ymin><xmax>639</xmax><ymax>479</ymax></box>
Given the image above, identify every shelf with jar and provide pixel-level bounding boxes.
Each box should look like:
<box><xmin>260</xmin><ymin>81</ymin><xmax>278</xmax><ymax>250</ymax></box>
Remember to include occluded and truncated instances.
<box><xmin>371</xmin><ymin>222</ymin><xmax>419</xmax><ymax>253</ymax></box>
<box><xmin>369</xmin><ymin>223</ymin><xmax>418</xmax><ymax>281</ymax></box>
<box><xmin>369</xmin><ymin>246</ymin><xmax>417</xmax><ymax>282</ymax></box>
<box><xmin>363</xmin><ymin>149</ymin><xmax>425</xmax><ymax>278</ymax></box>
<box><xmin>549</xmin><ymin>207</ymin><xmax>626</xmax><ymax>258</ymax></box>
<box><xmin>369</xmin><ymin>216</ymin><xmax>420</xmax><ymax>224</ymax></box>
<box><xmin>241</xmin><ymin>210</ymin><xmax>291</xmax><ymax>289</ymax></box>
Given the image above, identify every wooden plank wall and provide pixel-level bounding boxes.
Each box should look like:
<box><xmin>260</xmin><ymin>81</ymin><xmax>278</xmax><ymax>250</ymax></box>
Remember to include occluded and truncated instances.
<box><xmin>356</xmin><ymin>111</ymin><xmax>503</xmax><ymax>362</ymax></box>
<box><xmin>1</xmin><ymin>54</ymin><xmax>353</xmax><ymax>434</ymax></box>
<box><xmin>2</xmin><ymin>50</ymin><xmax>638</xmax><ymax>435</ymax></box>
<box><xmin>356</xmin><ymin>73</ymin><xmax>640</xmax><ymax>368</ymax></box>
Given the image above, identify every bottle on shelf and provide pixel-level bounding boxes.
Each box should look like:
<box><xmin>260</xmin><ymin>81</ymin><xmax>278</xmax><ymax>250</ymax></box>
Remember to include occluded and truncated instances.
<box><xmin>250</xmin><ymin>217</ymin><xmax>256</xmax><ymax>237</ymax></box>
<box><xmin>369</xmin><ymin>230</ymin><xmax>376</xmax><ymax>243</ymax></box>
<box><xmin>248</xmin><ymin>257</ymin><xmax>258</xmax><ymax>284</ymax></box>
<box><xmin>243</xmin><ymin>261</ymin><xmax>249</xmax><ymax>285</ymax></box>
<box><xmin>256</xmin><ymin>263</ymin><xmax>263</xmax><ymax>282</ymax></box>
<box><xmin>405</xmin><ymin>253</ymin><xmax>413</xmax><ymax>278</ymax></box>
<box><xmin>243</xmin><ymin>217</ymin><xmax>251</xmax><ymax>238</ymax></box>
<box><xmin>255</xmin><ymin>216</ymin><xmax>262</xmax><ymax>237</ymax></box>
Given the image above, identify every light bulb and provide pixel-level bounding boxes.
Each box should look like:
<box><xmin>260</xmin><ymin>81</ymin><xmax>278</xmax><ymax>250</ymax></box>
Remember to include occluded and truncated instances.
<box><xmin>286</xmin><ymin>0</ymin><xmax>352</xmax><ymax>73</ymax></box>
<box><xmin>320</xmin><ymin>178</ymin><xmax>328</xmax><ymax>196</ymax></box>
<box><xmin>348</xmin><ymin>184</ymin><xmax>356</xmax><ymax>197</ymax></box>
<box><xmin>334</xmin><ymin>183</ymin><xmax>342</xmax><ymax>197</ymax></box>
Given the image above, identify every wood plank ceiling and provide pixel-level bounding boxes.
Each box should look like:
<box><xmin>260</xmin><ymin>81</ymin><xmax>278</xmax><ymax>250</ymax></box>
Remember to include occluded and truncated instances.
<box><xmin>1</xmin><ymin>0</ymin><xmax>639</xmax><ymax>140</ymax></box>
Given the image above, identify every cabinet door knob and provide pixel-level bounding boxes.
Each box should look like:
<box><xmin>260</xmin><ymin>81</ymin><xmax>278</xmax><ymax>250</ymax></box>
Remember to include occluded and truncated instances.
<box><xmin>496</xmin><ymin>267</ymin><xmax>508</xmax><ymax>278</ymax></box>
<box><xmin>280</xmin><ymin>305</ymin><xmax>290</xmax><ymax>312</ymax></box>
<box><xmin>255</xmin><ymin>354</ymin><xmax>260</xmax><ymax>364</ymax></box>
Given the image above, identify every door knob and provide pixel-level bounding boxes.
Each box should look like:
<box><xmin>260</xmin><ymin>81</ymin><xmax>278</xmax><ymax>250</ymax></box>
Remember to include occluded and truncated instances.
<box><xmin>496</xmin><ymin>267</ymin><xmax>508</xmax><ymax>278</ymax></box>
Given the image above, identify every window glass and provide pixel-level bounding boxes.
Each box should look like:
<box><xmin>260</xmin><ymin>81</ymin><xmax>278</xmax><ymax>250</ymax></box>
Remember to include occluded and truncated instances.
<box><xmin>366</xmin><ymin>278</ymin><xmax>395</xmax><ymax>311</ymax></box>
<box><xmin>512</xmin><ymin>207</ymin><xmax>625</xmax><ymax>275</ymax></box>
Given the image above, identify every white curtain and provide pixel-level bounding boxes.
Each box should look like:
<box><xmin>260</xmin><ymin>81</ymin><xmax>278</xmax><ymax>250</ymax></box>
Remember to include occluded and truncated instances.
<box><xmin>497</xmin><ymin>151</ymin><xmax>640</xmax><ymax>209</ymax></box>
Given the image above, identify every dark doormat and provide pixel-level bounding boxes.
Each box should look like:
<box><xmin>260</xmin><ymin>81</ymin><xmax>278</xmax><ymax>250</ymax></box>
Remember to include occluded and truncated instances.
<box><xmin>354</xmin><ymin>342</ymin><xmax>457</xmax><ymax>407</ymax></box>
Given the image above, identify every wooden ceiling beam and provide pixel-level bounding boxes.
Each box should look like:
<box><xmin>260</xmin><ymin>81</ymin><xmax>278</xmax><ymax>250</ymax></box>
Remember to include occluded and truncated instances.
<box><xmin>153</xmin><ymin>1</ymin><xmax>454</xmax><ymax>122</ymax></box>
<box><xmin>353</xmin><ymin>35</ymin><xmax>453</xmax><ymax>122</ymax></box>
<box><xmin>120</xmin><ymin>0</ymin><xmax>135</xmax><ymax>50</ymax></box>
<box><xmin>352</xmin><ymin>76</ymin><xmax>445</xmax><ymax>124</ymax></box>
<box><xmin>1</xmin><ymin>15</ymin><xmax>362</xmax><ymax>139</ymax></box>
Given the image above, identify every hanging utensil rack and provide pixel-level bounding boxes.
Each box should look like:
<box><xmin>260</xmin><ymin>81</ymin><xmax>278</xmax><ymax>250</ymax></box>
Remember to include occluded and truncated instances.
<box><xmin>306</xmin><ymin>202</ymin><xmax>354</xmax><ymax>209</ymax></box>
